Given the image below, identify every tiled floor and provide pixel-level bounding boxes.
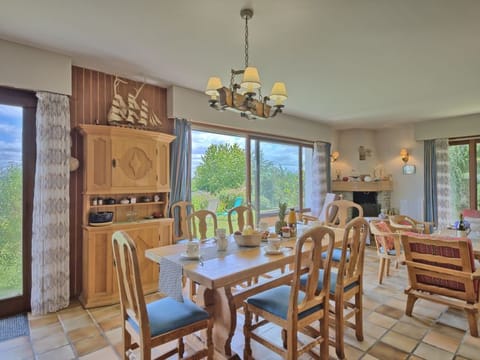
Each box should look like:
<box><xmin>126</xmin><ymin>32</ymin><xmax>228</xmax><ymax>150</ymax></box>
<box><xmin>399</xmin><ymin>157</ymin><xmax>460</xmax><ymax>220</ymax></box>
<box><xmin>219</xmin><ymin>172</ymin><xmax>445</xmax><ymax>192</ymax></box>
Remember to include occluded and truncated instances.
<box><xmin>1</xmin><ymin>246</ymin><xmax>480</xmax><ymax>359</ymax></box>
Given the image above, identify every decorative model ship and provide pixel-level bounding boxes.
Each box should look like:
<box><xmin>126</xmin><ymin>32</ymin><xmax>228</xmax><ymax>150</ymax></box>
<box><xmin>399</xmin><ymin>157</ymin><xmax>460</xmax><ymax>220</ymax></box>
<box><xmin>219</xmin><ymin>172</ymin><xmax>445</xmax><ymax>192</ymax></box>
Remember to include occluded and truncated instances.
<box><xmin>107</xmin><ymin>76</ymin><xmax>162</xmax><ymax>128</ymax></box>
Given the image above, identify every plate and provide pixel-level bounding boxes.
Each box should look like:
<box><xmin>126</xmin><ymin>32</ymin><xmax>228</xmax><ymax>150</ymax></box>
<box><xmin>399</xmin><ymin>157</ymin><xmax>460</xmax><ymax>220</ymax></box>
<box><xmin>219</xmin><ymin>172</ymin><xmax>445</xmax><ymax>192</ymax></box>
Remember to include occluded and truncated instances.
<box><xmin>89</xmin><ymin>221</ymin><xmax>113</xmax><ymax>227</ymax></box>
<box><xmin>180</xmin><ymin>252</ymin><xmax>201</xmax><ymax>260</ymax></box>
<box><xmin>264</xmin><ymin>248</ymin><xmax>284</xmax><ymax>255</ymax></box>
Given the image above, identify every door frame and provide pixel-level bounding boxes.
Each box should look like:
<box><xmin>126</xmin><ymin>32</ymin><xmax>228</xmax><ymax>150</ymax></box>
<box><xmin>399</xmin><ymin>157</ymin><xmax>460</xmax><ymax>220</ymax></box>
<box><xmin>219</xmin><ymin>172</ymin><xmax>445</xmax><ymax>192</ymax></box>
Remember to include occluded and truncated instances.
<box><xmin>0</xmin><ymin>87</ymin><xmax>36</xmax><ymax>316</ymax></box>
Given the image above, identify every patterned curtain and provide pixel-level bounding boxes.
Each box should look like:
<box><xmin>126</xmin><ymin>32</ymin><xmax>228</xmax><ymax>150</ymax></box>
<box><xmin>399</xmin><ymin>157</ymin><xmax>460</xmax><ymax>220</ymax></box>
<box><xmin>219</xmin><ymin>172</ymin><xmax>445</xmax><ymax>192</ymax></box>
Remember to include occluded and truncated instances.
<box><xmin>311</xmin><ymin>142</ymin><xmax>331</xmax><ymax>217</ymax></box>
<box><xmin>169</xmin><ymin>119</ymin><xmax>192</xmax><ymax>235</ymax></box>
<box><xmin>435</xmin><ymin>138</ymin><xmax>451</xmax><ymax>229</ymax></box>
<box><xmin>424</xmin><ymin>140</ymin><xmax>437</xmax><ymax>224</ymax></box>
<box><xmin>31</xmin><ymin>92</ymin><xmax>70</xmax><ymax>315</ymax></box>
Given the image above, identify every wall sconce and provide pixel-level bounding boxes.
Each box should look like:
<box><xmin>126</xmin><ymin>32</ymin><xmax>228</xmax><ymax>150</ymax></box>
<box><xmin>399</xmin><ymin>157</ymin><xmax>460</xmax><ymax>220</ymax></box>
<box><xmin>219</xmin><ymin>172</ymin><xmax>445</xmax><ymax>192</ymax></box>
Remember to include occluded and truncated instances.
<box><xmin>400</xmin><ymin>148</ymin><xmax>409</xmax><ymax>164</ymax></box>
<box><xmin>331</xmin><ymin>151</ymin><xmax>340</xmax><ymax>162</ymax></box>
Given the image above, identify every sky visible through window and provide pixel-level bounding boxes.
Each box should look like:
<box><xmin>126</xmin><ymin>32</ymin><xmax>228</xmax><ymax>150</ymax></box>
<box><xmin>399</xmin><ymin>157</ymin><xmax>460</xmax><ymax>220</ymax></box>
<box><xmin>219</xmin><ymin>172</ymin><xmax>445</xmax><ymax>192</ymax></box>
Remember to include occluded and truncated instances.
<box><xmin>0</xmin><ymin>105</ymin><xmax>22</xmax><ymax>170</ymax></box>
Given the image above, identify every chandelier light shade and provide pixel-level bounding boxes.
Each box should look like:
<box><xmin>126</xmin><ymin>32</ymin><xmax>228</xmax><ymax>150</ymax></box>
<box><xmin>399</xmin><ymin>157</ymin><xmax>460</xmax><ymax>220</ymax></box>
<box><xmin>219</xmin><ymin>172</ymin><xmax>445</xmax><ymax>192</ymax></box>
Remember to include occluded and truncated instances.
<box><xmin>205</xmin><ymin>8</ymin><xmax>287</xmax><ymax>120</ymax></box>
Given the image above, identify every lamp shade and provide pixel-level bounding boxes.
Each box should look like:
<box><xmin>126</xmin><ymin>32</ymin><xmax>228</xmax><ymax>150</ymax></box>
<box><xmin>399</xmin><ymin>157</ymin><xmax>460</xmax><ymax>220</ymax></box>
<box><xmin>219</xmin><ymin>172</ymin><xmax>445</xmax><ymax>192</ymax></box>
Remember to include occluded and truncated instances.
<box><xmin>270</xmin><ymin>82</ymin><xmax>287</xmax><ymax>105</ymax></box>
<box><xmin>205</xmin><ymin>77</ymin><xmax>222</xmax><ymax>96</ymax></box>
<box><xmin>241</xmin><ymin>67</ymin><xmax>261</xmax><ymax>90</ymax></box>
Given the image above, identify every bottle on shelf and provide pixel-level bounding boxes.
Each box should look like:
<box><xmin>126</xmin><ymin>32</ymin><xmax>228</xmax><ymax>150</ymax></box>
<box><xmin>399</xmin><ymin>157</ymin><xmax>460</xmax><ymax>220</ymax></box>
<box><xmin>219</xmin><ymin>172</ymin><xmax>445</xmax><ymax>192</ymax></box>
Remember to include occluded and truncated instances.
<box><xmin>288</xmin><ymin>208</ymin><xmax>297</xmax><ymax>237</ymax></box>
<box><xmin>458</xmin><ymin>213</ymin><xmax>466</xmax><ymax>231</ymax></box>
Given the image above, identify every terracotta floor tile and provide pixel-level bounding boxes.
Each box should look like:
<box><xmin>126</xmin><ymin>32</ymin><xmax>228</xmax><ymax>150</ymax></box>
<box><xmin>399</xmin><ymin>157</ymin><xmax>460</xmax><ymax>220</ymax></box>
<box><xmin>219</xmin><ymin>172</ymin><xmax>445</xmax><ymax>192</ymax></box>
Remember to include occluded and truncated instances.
<box><xmin>375</xmin><ymin>304</ymin><xmax>404</xmax><ymax>319</ymax></box>
<box><xmin>74</xmin><ymin>334</ymin><xmax>109</xmax><ymax>357</ymax></box>
<box><xmin>61</xmin><ymin>313</ymin><xmax>95</xmax><ymax>331</ymax></box>
<box><xmin>57</xmin><ymin>304</ymin><xmax>87</xmax><ymax>320</ymax></box>
<box><xmin>67</xmin><ymin>324</ymin><xmax>101</xmax><ymax>342</ymax></box>
<box><xmin>366</xmin><ymin>312</ymin><xmax>397</xmax><ymax>329</ymax></box>
<box><xmin>0</xmin><ymin>335</ymin><xmax>31</xmax><ymax>351</ymax></box>
<box><xmin>456</xmin><ymin>342</ymin><xmax>480</xmax><ymax>359</ymax></box>
<box><xmin>2</xmin><ymin>343</ymin><xmax>35</xmax><ymax>360</ymax></box>
<box><xmin>78</xmin><ymin>345</ymin><xmax>120</xmax><ymax>360</ymax></box>
<box><xmin>414</xmin><ymin>343</ymin><xmax>454</xmax><ymax>360</ymax></box>
<box><xmin>423</xmin><ymin>329</ymin><xmax>462</xmax><ymax>353</ymax></box>
<box><xmin>36</xmin><ymin>344</ymin><xmax>76</xmax><ymax>360</ymax></box>
<box><xmin>32</xmin><ymin>331</ymin><xmax>69</xmax><ymax>354</ymax></box>
<box><xmin>28</xmin><ymin>313</ymin><xmax>59</xmax><ymax>328</ymax></box>
<box><xmin>368</xmin><ymin>341</ymin><xmax>409</xmax><ymax>360</ymax></box>
<box><xmin>381</xmin><ymin>330</ymin><xmax>419</xmax><ymax>353</ymax></box>
<box><xmin>98</xmin><ymin>315</ymin><xmax>122</xmax><ymax>332</ymax></box>
<box><xmin>104</xmin><ymin>326</ymin><xmax>122</xmax><ymax>345</ymax></box>
<box><xmin>29</xmin><ymin>323</ymin><xmax>64</xmax><ymax>341</ymax></box>
<box><xmin>363</xmin><ymin>321</ymin><xmax>389</xmax><ymax>339</ymax></box>
<box><xmin>391</xmin><ymin>321</ymin><xmax>429</xmax><ymax>340</ymax></box>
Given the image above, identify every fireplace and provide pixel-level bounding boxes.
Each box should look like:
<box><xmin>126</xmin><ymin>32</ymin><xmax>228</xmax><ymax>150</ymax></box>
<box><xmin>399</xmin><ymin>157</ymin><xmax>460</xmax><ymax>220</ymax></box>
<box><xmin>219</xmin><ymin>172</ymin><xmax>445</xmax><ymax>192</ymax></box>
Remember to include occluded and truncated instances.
<box><xmin>353</xmin><ymin>192</ymin><xmax>381</xmax><ymax>217</ymax></box>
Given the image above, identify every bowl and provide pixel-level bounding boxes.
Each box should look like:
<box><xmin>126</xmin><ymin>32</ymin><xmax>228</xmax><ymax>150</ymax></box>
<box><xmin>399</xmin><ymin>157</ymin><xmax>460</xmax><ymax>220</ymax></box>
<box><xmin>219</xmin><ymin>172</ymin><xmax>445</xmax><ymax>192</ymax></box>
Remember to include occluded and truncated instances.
<box><xmin>89</xmin><ymin>211</ymin><xmax>113</xmax><ymax>224</ymax></box>
<box><xmin>234</xmin><ymin>233</ymin><xmax>263</xmax><ymax>247</ymax></box>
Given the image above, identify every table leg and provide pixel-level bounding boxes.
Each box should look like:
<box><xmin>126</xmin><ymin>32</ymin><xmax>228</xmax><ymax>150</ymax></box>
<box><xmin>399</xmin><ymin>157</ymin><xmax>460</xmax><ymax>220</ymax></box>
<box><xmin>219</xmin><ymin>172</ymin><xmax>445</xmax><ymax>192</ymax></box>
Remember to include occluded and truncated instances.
<box><xmin>197</xmin><ymin>285</ymin><xmax>239</xmax><ymax>359</ymax></box>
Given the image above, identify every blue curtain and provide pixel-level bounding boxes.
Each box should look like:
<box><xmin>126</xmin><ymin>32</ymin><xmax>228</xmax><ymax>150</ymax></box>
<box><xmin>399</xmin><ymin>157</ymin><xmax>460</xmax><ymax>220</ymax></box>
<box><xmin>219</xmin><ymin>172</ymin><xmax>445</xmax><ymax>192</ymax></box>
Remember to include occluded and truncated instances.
<box><xmin>325</xmin><ymin>143</ymin><xmax>332</xmax><ymax>192</ymax></box>
<box><xmin>169</xmin><ymin>118</ymin><xmax>192</xmax><ymax>211</ymax></box>
<box><xmin>424</xmin><ymin>140</ymin><xmax>437</xmax><ymax>224</ymax></box>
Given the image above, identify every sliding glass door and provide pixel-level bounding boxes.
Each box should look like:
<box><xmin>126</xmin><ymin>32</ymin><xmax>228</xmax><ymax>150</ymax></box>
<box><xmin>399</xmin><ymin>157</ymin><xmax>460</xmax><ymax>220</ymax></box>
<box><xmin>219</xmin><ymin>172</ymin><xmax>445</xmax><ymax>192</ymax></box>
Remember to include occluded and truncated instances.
<box><xmin>0</xmin><ymin>88</ymin><xmax>36</xmax><ymax>316</ymax></box>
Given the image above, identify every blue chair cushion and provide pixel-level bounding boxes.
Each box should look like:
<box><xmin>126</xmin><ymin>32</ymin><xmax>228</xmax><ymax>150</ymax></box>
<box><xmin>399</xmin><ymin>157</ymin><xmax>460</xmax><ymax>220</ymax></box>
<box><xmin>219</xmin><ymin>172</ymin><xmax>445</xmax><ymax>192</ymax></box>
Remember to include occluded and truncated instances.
<box><xmin>128</xmin><ymin>297</ymin><xmax>209</xmax><ymax>337</ymax></box>
<box><xmin>246</xmin><ymin>285</ymin><xmax>323</xmax><ymax>320</ymax></box>
<box><xmin>379</xmin><ymin>247</ymin><xmax>396</xmax><ymax>256</ymax></box>
<box><xmin>322</xmin><ymin>248</ymin><xmax>350</xmax><ymax>262</ymax></box>
<box><xmin>300</xmin><ymin>269</ymin><xmax>359</xmax><ymax>295</ymax></box>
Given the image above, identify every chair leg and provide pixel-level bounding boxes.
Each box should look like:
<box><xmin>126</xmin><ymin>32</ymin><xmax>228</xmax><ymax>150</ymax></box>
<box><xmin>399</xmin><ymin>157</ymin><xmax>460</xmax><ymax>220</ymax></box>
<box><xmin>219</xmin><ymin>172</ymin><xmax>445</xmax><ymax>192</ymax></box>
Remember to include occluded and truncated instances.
<box><xmin>123</xmin><ymin>328</ymin><xmax>131</xmax><ymax>360</ymax></box>
<box><xmin>405</xmin><ymin>293</ymin><xmax>418</xmax><ymax>316</ymax></box>
<box><xmin>189</xmin><ymin>280</ymin><xmax>197</xmax><ymax>300</ymax></box>
<box><xmin>281</xmin><ymin>328</ymin><xmax>288</xmax><ymax>349</ymax></box>
<box><xmin>355</xmin><ymin>290</ymin><xmax>364</xmax><ymax>341</ymax></box>
<box><xmin>378</xmin><ymin>258</ymin><xmax>386</xmax><ymax>284</ymax></box>
<box><xmin>178</xmin><ymin>337</ymin><xmax>184</xmax><ymax>358</ymax></box>
<box><xmin>243</xmin><ymin>306</ymin><xmax>253</xmax><ymax>360</ymax></box>
<box><xmin>206</xmin><ymin>318</ymin><xmax>214</xmax><ymax>359</ymax></box>
<box><xmin>286</xmin><ymin>326</ymin><xmax>297</xmax><ymax>360</ymax></box>
<box><xmin>320</xmin><ymin>315</ymin><xmax>329</xmax><ymax>359</ymax></box>
<box><xmin>335</xmin><ymin>296</ymin><xmax>346</xmax><ymax>360</ymax></box>
<box><xmin>466</xmin><ymin>310</ymin><xmax>479</xmax><ymax>337</ymax></box>
<box><xmin>386</xmin><ymin>259</ymin><xmax>391</xmax><ymax>276</ymax></box>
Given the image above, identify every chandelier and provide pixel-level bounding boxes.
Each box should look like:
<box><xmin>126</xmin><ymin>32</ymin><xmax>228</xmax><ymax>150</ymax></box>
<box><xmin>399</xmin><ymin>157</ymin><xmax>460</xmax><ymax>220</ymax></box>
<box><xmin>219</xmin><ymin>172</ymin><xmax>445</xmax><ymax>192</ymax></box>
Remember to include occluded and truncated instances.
<box><xmin>205</xmin><ymin>8</ymin><xmax>287</xmax><ymax>120</ymax></box>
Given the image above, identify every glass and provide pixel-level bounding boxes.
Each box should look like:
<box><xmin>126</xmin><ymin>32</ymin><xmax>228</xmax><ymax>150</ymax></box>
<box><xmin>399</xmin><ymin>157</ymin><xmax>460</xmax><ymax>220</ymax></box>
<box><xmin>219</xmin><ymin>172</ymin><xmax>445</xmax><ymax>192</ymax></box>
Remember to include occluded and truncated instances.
<box><xmin>0</xmin><ymin>105</ymin><xmax>23</xmax><ymax>300</ymax></box>
<box><xmin>448</xmin><ymin>143</ymin><xmax>469</xmax><ymax>224</ymax></box>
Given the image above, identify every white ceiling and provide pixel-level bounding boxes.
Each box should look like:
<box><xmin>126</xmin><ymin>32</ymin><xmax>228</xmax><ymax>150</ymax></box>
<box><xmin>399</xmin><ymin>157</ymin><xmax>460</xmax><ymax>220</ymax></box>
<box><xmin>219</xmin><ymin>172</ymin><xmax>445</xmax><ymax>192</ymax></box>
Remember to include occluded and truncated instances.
<box><xmin>1</xmin><ymin>0</ymin><xmax>480</xmax><ymax>129</ymax></box>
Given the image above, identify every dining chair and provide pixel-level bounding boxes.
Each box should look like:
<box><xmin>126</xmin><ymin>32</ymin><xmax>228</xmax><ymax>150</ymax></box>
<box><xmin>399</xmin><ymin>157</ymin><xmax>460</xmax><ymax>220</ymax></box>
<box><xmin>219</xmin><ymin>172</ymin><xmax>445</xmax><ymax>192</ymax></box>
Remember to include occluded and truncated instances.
<box><xmin>243</xmin><ymin>226</ymin><xmax>335</xmax><ymax>360</ymax></box>
<box><xmin>325</xmin><ymin>199</ymin><xmax>364</xmax><ymax>228</ymax></box>
<box><xmin>186</xmin><ymin>209</ymin><xmax>218</xmax><ymax>241</ymax></box>
<box><xmin>170</xmin><ymin>201</ymin><xmax>195</xmax><ymax>243</ymax></box>
<box><xmin>301</xmin><ymin>217</ymin><xmax>368</xmax><ymax>359</ymax></box>
<box><xmin>227</xmin><ymin>204</ymin><xmax>255</xmax><ymax>234</ymax></box>
<box><xmin>402</xmin><ymin>232</ymin><xmax>480</xmax><ymax>337</ymax></box>
<box><xmin>369</xmin><ymin>220</ymin><xmax>404</xmax><ymax>284</ymax></box>
<box><xmin>389</xmin><ymin>214</ymin><xmax>434</xmax><ymax>234</ymax></box>
<box><xmin>302</xmin><ymin>192</ymin><xmax>339</xmax><ymax>224</ymax></box>
<box><xmin>112</xmin><ymin>231</ymin><xmax>213</xmax><ymax>360</ymax></box>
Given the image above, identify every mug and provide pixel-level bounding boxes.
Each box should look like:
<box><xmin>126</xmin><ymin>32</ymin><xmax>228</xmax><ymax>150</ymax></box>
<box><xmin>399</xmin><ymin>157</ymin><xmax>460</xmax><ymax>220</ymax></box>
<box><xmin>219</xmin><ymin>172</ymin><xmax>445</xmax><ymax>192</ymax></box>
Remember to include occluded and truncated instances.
<box><xmin>216</xmin><ymin>228</ymin><xmax>228</xmax><ymax>251</ymax></box>
<box><xmin>267</xmin><ymin>238</ymin><xmax>281</xmax><ymax>251</ymax></box>
<box><xmin>186</xmin><ymin>241</ymin><xmax>200</xmax><ymax>258</ymax></box>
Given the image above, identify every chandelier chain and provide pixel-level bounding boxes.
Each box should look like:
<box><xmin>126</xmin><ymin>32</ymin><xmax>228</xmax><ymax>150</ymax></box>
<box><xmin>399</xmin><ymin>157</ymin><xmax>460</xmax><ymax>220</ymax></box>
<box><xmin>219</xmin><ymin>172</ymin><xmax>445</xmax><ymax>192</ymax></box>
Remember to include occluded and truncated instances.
<box><xmin>244</xmin><ymin>14</ymin><xmax>249</xmax><ymax>68</ymax></box>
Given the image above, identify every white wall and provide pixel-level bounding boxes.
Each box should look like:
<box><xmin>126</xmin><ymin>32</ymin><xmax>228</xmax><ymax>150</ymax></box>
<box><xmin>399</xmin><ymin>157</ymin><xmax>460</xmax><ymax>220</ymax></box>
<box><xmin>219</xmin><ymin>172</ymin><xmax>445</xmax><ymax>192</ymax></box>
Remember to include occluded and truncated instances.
<box><xmin>168</xmin><ymin>85</ymin><xmax>333</xmax><ymax>142</ymax></box>
<box><xmin>415</xmin><ymin>113</ymin><xmax>479</xmax><ymax>140</ymax></box>
<box><xmin>0</xmin><ymin>39</ymin><xmax>71</xmax><ymax>95</ymax></box>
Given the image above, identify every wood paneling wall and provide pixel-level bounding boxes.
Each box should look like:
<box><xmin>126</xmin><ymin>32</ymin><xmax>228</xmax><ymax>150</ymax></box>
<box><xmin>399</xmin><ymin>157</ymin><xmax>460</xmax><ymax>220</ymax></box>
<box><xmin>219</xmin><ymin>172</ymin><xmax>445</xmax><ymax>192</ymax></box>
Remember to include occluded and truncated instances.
<box><xmin>69</xmin><ymin>66</ymin><xmax>172</xmax><ymax>297</ymax></box>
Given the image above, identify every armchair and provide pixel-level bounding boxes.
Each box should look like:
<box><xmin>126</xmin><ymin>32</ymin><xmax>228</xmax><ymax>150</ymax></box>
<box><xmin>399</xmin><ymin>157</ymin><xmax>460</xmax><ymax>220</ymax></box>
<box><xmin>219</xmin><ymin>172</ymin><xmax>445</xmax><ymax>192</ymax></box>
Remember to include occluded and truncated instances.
<box><xmin>389</xmin><ymin>214</ymin><xmax>434</xmax><ymax>234</ymax></box>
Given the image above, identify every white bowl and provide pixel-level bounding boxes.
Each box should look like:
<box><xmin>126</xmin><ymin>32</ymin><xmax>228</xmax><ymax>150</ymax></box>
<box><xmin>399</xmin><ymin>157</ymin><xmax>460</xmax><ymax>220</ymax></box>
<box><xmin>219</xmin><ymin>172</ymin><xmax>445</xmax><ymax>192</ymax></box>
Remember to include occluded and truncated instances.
<box><xmin>234</xmin><ymin>233</ymin><xmax>262</xmax><ymax>247</ymax></box>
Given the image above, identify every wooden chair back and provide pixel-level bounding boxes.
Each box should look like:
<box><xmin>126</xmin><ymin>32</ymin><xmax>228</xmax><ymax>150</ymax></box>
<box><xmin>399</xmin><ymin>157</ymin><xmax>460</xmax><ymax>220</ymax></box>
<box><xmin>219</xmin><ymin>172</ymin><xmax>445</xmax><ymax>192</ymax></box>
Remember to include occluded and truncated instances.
<box><xmin>227</xmin><ymin>205</ymin><xmax>255</xmax><ymax>234</ymax></box>
<box><xmin>336</xmin><ymin>217</ymin><xmax>369</xmax><ymax>290</ymax></box>
<box><xmin>389</xmin><ymin>214</ymin><xmax>433</xmax><ymax>234</ymax></box>
<box><xmin>112</xmin><ymin>231</ymin><xmax>150</xmax><ymax>347</ymax></box>
<box><xmin>170</xmin><ymin>201</ymin><xmax>195</xmax><ymax>242</ymax></box>
<box><xmin>325</xmin><ymin>199</ymin><xmax>363</xmax><ymax>228</ymax></box>
<box><xmin>187</xmin><ymin>209</ymin><xmax>217</xmax><ymax>241</ymax></box>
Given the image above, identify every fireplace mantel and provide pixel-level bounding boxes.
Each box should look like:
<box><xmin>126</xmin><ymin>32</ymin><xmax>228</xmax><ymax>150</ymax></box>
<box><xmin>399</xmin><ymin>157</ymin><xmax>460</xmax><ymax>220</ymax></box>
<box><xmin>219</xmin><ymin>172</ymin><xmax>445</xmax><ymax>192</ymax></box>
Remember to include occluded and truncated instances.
<box><xmin>331</xmin><ymin>180</ymin><xmax>392</xmax><ymax>192</ymax></box>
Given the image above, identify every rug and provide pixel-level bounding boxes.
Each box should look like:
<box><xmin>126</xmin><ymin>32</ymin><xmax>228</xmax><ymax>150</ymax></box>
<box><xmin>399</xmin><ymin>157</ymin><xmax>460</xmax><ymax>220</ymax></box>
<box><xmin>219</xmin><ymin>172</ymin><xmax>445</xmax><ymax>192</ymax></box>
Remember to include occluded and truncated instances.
<box><xmin>0</xmin><ymin>313</ymin><xmax>29</xmax><ymax>342</ymax></box>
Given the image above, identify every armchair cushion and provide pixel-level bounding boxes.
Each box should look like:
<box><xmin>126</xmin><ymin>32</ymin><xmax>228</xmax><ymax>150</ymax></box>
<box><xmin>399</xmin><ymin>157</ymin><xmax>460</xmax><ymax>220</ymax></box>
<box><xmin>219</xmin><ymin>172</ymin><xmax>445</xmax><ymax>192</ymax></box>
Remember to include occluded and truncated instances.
<box><xmin>128</xmin><ymin>297</ymin><xmax>210</xmax><ymax>337</ymax></box>
<box><xmin>246</xmin><ymin>285</ymin><xmax>323</xmax><ymax>320</ymax></box>
<box><xmin>375</xmin><ymin>221</ymin><xmax>396</xmax><ymax>250</ymax></box>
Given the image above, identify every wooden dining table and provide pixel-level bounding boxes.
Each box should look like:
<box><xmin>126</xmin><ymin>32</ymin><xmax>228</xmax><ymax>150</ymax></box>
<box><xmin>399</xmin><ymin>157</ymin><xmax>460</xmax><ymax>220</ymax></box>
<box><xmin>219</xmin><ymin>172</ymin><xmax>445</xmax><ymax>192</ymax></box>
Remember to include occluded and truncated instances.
<box><xmin>145</xmin><ymin>226</ymin><xmax>346</xmax><ymax>359</ymax></box>
<box><xmin>434</xmin><ymin>228</ymin><xmax>480</xmax><ymax>258</ymax></box>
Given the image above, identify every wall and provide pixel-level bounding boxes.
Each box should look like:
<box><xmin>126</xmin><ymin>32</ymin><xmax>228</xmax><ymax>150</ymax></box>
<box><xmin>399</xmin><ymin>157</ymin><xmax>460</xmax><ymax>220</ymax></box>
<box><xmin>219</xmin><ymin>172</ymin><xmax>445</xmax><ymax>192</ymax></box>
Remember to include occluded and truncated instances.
<box><xmin>70</xmin><ymin>66</ymin><xmax>170</xmax><ymax>296</ymax></box>
<box><xmin>0</xmin><ymin>39</ymin><xmax>71</xmax><ymax>95</ymax></box>
<box><xmin>334</xmin><ymin>125</ymin><xmax>424</xmax><ymax>219</ymax></box>
<box><xmin>167</xmin><ymin>85</ymin><xmax>333</xmax><ymax>143</ymax></box>
<box><xmin>415</xmin><ymin>113</ymin><xmax>479</xmax><ymax>140</ymax></box>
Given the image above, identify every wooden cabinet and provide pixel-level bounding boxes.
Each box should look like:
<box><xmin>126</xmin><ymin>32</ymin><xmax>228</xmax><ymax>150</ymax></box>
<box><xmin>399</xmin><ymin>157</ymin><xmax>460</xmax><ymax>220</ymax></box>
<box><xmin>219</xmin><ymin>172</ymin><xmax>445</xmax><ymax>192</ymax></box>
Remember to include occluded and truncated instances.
<box><xmin>78</xmin><ymin>124</ymin><xmax>175</xmax><ymax>308</ymax></box>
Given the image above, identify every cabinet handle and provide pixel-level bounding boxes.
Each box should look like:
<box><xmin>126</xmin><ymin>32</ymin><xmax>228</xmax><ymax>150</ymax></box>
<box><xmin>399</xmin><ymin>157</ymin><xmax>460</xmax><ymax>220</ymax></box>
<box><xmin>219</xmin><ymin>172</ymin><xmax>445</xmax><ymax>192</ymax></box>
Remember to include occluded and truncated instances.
<box><xmin>112</xmin><ymin>159</ymin><xmax>116</xmax><ymax>168</ymax></box>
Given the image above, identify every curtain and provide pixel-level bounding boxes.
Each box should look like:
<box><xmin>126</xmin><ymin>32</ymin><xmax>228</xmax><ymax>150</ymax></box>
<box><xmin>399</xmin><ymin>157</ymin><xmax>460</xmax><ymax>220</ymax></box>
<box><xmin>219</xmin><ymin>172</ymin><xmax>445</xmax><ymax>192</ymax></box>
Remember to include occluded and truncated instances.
<box><xmin>311</xmin><ymin>142</ymin><xmax>330</xmax><ymax>217</ymax></box>
<box><xmin>424</xmin><ymin>140</ymin><xmax>437</xmax><ymax>224</ymax></box>
<box><xmin>435</xmin><ymin>138</ymin><xmax>451</xmax><ymax>229</ymax></box>
<box><xmin>169</xmin><ymin>119</ymin><xmax>192</xmax><ymax>236</ymax></box>
<box><xmin>31</xmin><ymin>92</ymin><xmax>70</xmax><ymax>315</ymax></box>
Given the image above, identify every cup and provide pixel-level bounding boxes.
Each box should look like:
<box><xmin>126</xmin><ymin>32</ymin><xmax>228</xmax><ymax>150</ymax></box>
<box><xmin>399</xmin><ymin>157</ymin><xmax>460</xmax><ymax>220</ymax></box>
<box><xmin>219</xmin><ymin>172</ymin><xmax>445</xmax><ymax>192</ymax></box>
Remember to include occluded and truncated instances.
<box><xmin>186</xmin><ymin>241</ymin><xmax>200</xmax><ymax>258</ymax></box>
<box><xmin>129</xmin><ymin>197</ymin><xmax>136</xmax><ymax>204</ymax></box>
<box><xmin>267</xmin><ymin>238</ymin><xmax>281</xmax><ymax>251</ymax></box>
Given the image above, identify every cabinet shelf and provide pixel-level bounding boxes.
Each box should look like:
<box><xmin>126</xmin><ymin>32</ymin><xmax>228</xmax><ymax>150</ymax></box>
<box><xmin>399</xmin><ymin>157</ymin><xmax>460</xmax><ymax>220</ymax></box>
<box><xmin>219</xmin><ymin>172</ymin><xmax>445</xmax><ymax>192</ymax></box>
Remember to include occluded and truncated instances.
<box><xmin>84</xmin><ymin>217</ymin><xmax>169</xmax><ymax>230</ymax></box>
<box><xmin>89</xmin><ymin>201</ymin><xmax>165</xmax><ymax>209</ymax></box>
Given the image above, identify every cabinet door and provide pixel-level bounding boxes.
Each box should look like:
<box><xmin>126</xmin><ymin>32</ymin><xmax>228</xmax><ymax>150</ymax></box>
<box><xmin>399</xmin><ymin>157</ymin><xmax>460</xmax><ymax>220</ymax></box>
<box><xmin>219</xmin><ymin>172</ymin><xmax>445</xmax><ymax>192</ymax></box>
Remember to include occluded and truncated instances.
<box><xmin>111</xmin><ymin>135</ymin><xmax>158</xmax><ymax>191</ymax></box>
<box><xmin>82</xmin><ymin>228</ymin><xmax>117</xmax><ymax>307</ymax></box>
<box><xmin>158</xmin><ymin>219</ymin><xmax>173</xmax><ymax>246</ymax></box>
<box><xmin>85</xmin><ymin>135</ymin><xmax>112</xmax><ymax>192</ymax></box>
<box><xmin>157</xmin><ymin>141</ymin><xmax>170</xmax><ymax>190</ymax></box>
<box><xmin>125</xmin><ymin>225</ymin><xmax>160</xmax><ymax>293</ymax></box>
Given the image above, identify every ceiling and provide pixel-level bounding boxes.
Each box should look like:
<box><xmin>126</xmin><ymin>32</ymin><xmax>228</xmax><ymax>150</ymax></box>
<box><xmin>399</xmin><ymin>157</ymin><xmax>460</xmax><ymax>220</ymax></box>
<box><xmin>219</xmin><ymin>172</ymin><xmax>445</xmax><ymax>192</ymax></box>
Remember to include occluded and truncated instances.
<box><xmin>1</xmin><ymin>0</ymin><xmax>480</xmax><ymax>129</ymax></box>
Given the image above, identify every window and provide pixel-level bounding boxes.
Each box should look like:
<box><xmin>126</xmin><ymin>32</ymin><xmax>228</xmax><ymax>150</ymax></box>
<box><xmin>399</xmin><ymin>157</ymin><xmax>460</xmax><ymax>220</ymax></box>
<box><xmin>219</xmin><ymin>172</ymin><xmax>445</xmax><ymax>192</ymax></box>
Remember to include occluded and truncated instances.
<box><xmin>448</xmin><ymin>138</ymin><xmax>479</xmax><ymax>220</ymax></box>
<box><xmin>191</xmin><ymin>127</ymin><xmax>314</xmax><ymax>228</ymax></box>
